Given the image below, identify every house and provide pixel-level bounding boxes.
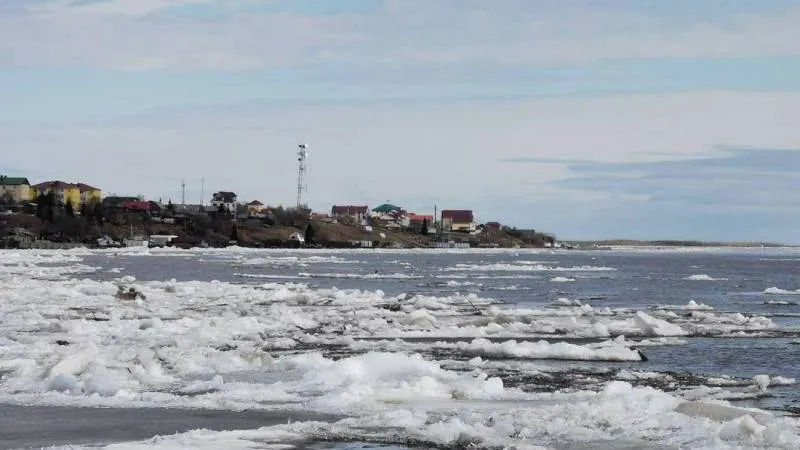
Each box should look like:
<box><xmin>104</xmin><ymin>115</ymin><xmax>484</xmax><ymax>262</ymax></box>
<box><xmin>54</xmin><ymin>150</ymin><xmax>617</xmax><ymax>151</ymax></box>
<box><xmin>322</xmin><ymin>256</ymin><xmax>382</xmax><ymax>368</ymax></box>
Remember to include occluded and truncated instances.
<box><xmin>116</xmin><ymin>200</ymin><xmax>162</xmax><ymax>215</ymax></box>
<box><xmin>247</xmin><ymin>200</ymin><xmax>265</xmax><ymax>213</ymax></box>
<box><xmin>407</xmin><ymin>213</ymin><xmax>434</xmax><ymax>232</ymax></box>
<box><xmin>486</xmin><ymin>222</ymin><xmax>502</xmax><ymax>230</ymax></box>
<box><xmin>246</xmin><ymin>200</ymin><xmax>271</xmax><ymax>218</ymax></box>
<box><xmin>331</xmin><ymin>205</ymin><xmax>368</xmax><ymax>224</ymax></box>
<box><xmin>371</xmin><ymin>204</ymin><xmax>408</xmax><ymax>226</ymax></box>
<box><xmin>407</xmin><ymin>213</ymin><xmax>433</xmax><ymax>224</ymax></box>
<box><xmin>0</xmin><ymin>176</ymin><xmax>32</xmax><ymax>204</ymax></box>
<box><xmin>371</xmin><ymin>203</ymin><xmax>403</xmax><ymax>217</ymax></box>
<box><xmin>211</xmin><ymin>191</ymin><xmax>238</xmax><ymax>213</ymax></box>
<box><xmin>103</xmin><ymin>196</ymin><xmax>141</xmax><ymax>208</ymax></box>
<box><xmin>32</xmin><ymin>180</ymin><xmax>101</xmax><ymax>207</ymax></box>
<box><xmin>441</xmin><ymin>210</ymin><xmax>476</xmax><ymax>232</ymax></box>
<box><xmin>31</xmin><ymin>181</ymin><xmax>81</xmax><ymax>207</ymax></box>
<box><xmin>120</xmin><ymin>200</ymin><xmax>151</xmax><ymax>212</ymax></box>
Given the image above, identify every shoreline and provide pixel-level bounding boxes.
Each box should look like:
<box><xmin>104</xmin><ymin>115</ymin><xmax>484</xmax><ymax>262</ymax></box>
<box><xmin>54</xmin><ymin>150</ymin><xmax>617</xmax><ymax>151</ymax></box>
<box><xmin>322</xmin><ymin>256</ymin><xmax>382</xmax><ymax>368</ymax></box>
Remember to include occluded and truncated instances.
<box><xmin>0</xmin><ymin>404</ymin><xmax>341</xmax><ymax>449</ymax></box>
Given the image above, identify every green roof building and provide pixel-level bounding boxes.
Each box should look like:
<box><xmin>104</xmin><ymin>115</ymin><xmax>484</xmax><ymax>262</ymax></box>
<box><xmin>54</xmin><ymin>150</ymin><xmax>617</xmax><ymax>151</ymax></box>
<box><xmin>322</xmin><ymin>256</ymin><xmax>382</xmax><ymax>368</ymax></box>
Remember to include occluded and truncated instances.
<box><xmin>372</xmin><ymin>203</ymin><xmax>402</xmax><ymax>214</ymax></box>
<box><xmin>0</xmin><ymin>175</ymin><xmax>32</xmax><ymax>203</ymax></box>
<box><xmin>0</xmin><ymin>176</ymin><xmax>30</xmax><ymax>186</ymax></box>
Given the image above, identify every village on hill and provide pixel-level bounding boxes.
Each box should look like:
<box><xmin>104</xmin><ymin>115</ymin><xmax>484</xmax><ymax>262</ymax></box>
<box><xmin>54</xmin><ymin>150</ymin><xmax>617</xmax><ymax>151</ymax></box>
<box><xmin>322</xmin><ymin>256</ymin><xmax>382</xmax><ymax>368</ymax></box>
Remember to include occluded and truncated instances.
<box><xmin>0</xmin><ymin>175</ymin><xmax>557</xmax><ymax>249</ymax></box>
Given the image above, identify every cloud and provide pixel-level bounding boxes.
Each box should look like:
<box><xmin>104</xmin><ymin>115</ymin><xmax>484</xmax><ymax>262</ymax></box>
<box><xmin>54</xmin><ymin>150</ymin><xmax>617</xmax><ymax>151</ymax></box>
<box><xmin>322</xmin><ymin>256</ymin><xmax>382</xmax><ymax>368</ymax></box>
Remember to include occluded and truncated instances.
<box><xmin>554</xmin><ymin>148</ymin><xmax>800</xmax><ymax>206</ymax></box>
<box><xmin>4</xmin><ymin>90</ymin><xmax>800</xmax><ymax>214</ymax></box>
<box><xmin>1</xmin><ymin>1</ymin><xmax>352</xmax><ymax>70</ymax></box>
<box><xmin>30</xmin><ymin>0</ymin><xmax>216</xmax><ymax>17</ymax></box>
<box><xmin>497</xmin><ymin>147</ymin><xmax>800</xmax><ymax>242</ymax></box>
<box><xmin>2</xmin><ymin>0</ymin><xmax>800</xmax><ymax>70</ymax></box>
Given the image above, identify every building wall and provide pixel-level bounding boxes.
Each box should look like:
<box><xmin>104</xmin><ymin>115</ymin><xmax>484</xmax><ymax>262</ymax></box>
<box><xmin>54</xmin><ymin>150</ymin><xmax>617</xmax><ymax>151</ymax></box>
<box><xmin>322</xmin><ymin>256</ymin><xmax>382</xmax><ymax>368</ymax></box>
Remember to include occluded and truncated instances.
<box><xmin>31</xmin><ymin>186</ymin><xmax>82</xmax><ymax>207</ymax></box>
<box><xmin>451</xmin><ymin>222</ymin><xmax>477</xmax><ymax>232</ymax></box>
<box><xmin>211</xmin><ymin>200</ymin><xmax>237</xmax><ymax>213</ymax></box>
<box><xmin>0</xmin><ymin>184</ymin><xmax>31</xmax><ymax>202</ymax></box>
<box><xmin>80</xmin><ymin>189</ymin><xmax>102</xmax><ymax>205</ymax></box>
<box><xmin>64</xmin><ymin>186</ymin><xmax>81</xmax><ymax>207</ymax></box>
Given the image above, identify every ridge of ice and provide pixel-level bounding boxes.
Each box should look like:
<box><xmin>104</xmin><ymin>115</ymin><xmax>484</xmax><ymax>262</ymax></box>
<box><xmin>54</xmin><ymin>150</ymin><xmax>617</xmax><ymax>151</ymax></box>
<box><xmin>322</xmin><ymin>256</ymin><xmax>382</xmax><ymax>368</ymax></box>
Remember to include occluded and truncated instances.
<box><xmin>633</xmin><ymin>311</ymin><xmax>689</xmax><ymax>336</ymax></box>
<box><xmin>452</xmin><ymin>338</ymin><xmax>644</xmax><ymax>361</ymax></box>
<box><xmin>550</xmin><ymin>276</ymin><xmax>575</xmax><ymax>282</ymax></box>
<box><xmin>764</xmin><ymin>287</ymin><xmax>800</xmax><ymax>295</ymax></box>
<box><xmin>685</xmin><ymin>274</ymin><xmax>727</xmax><ymax>281</ymax></box>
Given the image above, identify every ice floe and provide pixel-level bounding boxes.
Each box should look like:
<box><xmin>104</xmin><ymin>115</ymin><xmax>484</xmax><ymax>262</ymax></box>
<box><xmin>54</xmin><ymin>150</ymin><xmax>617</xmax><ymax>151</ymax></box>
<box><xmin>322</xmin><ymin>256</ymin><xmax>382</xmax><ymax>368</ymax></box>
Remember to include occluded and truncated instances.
<box><xmin>653</xmin><ymin>300</ymin><xmax>715</xmax><ymax>311</ymax></box>
<box><xmin>298</xmin><ymin>272</ymin><xmax>423</xmax><ymax>280</ymax></box>
<box><xmin>3</xmin><ymin>248</ymin><xmax>800</xmax><ymax>450</ymax></box>
<box><xmin>443</xmin><ymin>263</ymin><xmax>617</xmax><ymax>272</ymax></box>
<box><xmin>550</xmin><ymin>276</ymin><xmax>575</xmax><ymax>282</ymax></box>
<box><xmin>51</xmin><ymin>381</ymin><xmax>800</xmax><ymax>450</ymax></box>
<box><xmin>764</xmin><ymin>287</ymin><xmax>800</xmax><ymax>295</ymax></box>
<box><xmin>685</xmin><ymin>274</ymin><xmax>727</xmax><ymax>281</ymax></box>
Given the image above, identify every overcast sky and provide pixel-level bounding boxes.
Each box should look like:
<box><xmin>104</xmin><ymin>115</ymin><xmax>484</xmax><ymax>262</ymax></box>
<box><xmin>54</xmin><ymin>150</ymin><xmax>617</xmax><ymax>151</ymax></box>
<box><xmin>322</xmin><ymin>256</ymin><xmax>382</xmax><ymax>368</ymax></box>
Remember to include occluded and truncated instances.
<box><xmin>2</xmin><ymin>0</ymin><xmax>800</xmax><ymax>243</ymax></box>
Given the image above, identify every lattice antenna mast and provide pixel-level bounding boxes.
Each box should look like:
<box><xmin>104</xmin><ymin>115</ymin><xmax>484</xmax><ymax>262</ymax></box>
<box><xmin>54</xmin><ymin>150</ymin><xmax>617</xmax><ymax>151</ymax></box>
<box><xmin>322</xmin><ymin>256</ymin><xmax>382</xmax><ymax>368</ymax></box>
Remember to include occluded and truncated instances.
<box><xmin>296</xmin><ymin>144</ymin><xmax>308</xmax><ymax>209</ymax></box>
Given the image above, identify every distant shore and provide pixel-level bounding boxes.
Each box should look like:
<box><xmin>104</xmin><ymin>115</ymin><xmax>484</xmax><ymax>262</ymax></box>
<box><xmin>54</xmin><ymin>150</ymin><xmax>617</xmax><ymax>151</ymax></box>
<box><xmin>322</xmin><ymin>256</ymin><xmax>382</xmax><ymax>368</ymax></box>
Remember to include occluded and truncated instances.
<box><xmin>569</xmin><ymin>239</ymin><xmax>791</xmax><ymax>248</ymax></box>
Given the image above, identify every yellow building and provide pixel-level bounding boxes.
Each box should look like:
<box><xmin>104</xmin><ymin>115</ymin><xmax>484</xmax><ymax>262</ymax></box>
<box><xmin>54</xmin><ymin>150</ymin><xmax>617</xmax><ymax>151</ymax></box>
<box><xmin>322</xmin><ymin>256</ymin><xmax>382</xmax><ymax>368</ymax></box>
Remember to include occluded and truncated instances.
<box><xmin>77</xmin><ymin>183</ymin><xmax>102</xmax><ymax>205</ymax></box>
<box><xmin>0</xmin><ymin>176</ymin><xmax>32</xmax><ymax>203</ymax></box>
<box><xmin>31</xmin><ymin>181</ymin><xmax>101</xmax><ymax>207</ymax></box>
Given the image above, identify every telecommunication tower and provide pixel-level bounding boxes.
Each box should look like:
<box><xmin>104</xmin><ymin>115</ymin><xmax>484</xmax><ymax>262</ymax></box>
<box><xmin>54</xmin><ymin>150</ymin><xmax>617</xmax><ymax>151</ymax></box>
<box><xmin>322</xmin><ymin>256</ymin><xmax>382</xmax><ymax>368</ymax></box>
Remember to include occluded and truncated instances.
<box><xmin>296</xmin><ymin>144</ymin><xmax>308</xmax><ymax>209</ymax></box>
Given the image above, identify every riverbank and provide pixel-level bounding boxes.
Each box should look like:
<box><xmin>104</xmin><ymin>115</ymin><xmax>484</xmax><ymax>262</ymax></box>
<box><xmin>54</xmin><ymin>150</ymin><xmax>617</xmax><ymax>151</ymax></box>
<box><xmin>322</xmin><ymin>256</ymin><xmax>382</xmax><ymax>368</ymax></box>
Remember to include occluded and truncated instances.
<box><xmin>1</xmin><ymin>212</ymin><xmax>548</xmax><ymax>249</ymax></box>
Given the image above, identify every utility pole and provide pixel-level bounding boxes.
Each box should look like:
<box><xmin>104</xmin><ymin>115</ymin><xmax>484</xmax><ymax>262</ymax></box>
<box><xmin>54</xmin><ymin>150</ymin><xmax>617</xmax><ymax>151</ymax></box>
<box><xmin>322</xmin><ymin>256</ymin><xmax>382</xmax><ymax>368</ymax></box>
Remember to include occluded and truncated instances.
<box><xmin>200</xmin><ymin>177</ymin><xmax>205</xmax><ymax>206</ymax></box>
<box><xmin>296</xmin><ymin>144</ymin><xmax>308</xmax><ymax>209</ymax></box>
<box><xmin>181</xmin><ymin>179</ymin><xmax>186</xmax><ymax>207</ymax></box>
<box><xmin>435</xmin><ymin>205</ymin><xmax>440</xmax><ymax>240</ymax></box>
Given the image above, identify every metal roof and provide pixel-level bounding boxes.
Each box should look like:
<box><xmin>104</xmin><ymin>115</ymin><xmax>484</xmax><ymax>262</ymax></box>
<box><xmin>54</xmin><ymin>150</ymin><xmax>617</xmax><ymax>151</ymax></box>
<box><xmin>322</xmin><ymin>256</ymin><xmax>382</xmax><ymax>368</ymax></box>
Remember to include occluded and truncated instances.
<box><xmin>0</xmin><ymin>176</ymin><xmax>30</xmax><ymax>186</ymax></box>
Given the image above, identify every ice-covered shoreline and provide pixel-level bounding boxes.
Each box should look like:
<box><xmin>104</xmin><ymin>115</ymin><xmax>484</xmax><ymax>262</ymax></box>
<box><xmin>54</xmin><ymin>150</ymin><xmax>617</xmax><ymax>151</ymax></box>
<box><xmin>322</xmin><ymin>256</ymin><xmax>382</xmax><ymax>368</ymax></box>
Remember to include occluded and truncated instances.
<box><xmin>1</xmin><ymin>248</ymin><xmax>799</xmax><ymax>449</ymax></box>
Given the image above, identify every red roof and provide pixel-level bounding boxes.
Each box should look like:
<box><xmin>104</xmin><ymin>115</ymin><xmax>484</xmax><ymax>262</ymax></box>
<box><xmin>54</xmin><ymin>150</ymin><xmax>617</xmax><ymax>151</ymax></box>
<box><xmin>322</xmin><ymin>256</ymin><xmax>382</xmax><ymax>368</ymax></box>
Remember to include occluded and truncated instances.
<box><xmin>408</xmin><ymin>214</ymin><xmax>433</xmax><ymax>222</ymax></box>
<box><xmin>33</xmin><ymin>181</ymin><xmax>76</xmax><ymax>191</ymax></box>
<box><xmin>33</xmin><ymin>181</ymin><xmax>99</xmax><ymax>192</ymax></box>
<box><xmin>332</xmin><ymin>205</ymin><xmax>368</xmax><ymax>215</ymax></box>
<box><xmin>121</xmin><ymin>201</ymin><xmax>150</xmax><ymax>211</ymax></box>
<box><xmin>76</xmin><ymin>183</ymin><xmax>100</xmax><ymax>192</ymax></box>
<box><xmin>486</xmin><ymin>221</ymin><xmax>502</xmax><ymax>229</ymax></box>
<box><xmin>441</xmin><ymin>210</ymin><xmax>474</xmax><ymax>223</ymax></box>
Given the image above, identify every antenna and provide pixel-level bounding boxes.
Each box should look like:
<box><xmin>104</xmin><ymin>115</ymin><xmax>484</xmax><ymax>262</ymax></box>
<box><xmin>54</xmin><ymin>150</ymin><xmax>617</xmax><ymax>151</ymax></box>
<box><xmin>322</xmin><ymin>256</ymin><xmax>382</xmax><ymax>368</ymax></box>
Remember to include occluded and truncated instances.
<box><xmin>296</xmin><ymin>144</ymin><xmax>308</xmax><ymax>209</ymax></box>
<box><xmin>201</xmin><ymin>177</ymin><xmax>205</xmax><ymax>206</ymax></box>
<box><xmin>181</xmin><ymin>179</ymin><xmax>186</xmax><ymax>206</ymax></box>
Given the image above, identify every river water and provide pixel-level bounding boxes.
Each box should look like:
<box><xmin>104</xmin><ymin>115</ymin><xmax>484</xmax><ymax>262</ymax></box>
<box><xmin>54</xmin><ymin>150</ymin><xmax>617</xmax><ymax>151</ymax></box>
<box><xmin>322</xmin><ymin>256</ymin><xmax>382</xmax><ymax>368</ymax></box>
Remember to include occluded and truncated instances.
<box><xmin>1</xmin><ymin>247</ymin><xmax>800</xmax><ymax>449</ymax></box>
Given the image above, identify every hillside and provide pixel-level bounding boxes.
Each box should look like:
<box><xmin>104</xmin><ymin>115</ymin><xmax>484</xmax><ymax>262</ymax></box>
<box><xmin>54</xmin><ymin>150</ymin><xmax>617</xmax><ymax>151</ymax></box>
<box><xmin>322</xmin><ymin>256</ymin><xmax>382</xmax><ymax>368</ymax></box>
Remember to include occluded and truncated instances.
<box><xmin>1</xmin><ymin>213</ymin><xmax>545</xmax><ymax>249</ymax></box>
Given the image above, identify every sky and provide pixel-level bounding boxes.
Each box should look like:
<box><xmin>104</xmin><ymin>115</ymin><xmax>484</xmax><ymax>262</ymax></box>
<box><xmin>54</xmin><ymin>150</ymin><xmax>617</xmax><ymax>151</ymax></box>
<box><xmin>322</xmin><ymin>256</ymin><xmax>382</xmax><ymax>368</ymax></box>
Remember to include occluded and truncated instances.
<box><xmin>2</xmin><ymin>0</ymin><xmax>800</xmax><ymax>243</ymax></box>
